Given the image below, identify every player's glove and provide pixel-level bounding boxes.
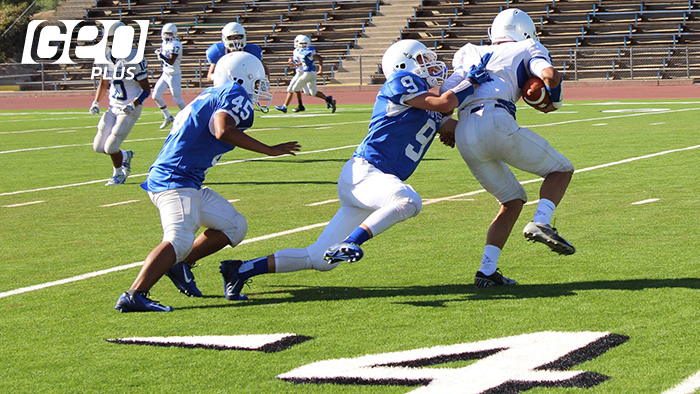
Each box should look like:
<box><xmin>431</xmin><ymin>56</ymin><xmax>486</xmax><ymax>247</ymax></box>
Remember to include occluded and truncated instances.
<box><xmin>123</xmin><ymin>103</ymin><xmax>135</xmax><ymax>115</ymax></box>
<box><xmin>466</xmin><ymin>63</ymin><xmax>492</xmax><ymax>86</ymax></box>
<box><xmin>154</xmin><ymin>48</ymin><xmax>161</xmax><ymax>56</ymax></box>
<box><xmin>89</xmin><ymin>101</ymin><xmax>100</xmax><ymax>115</ymax></box>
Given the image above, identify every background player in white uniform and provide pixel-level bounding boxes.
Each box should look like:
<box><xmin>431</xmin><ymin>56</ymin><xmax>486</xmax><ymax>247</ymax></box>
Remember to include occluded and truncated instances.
<box><xmin>206</xmin><ymin>22</ymin><xmax>266</xmax><ymax>82</ymax></box>
<box><xmin>440</xmin><ymin>8</ymin><xmax>574</xmax><ymax>288</ymax></box>
<box><xmin>217</xmin><ymin>39</ymin><xmax>490</xmax><ymax>301</ymax></box>
<box><xmin>90</xmin><ymin>21</ymin><xmax>150</xmax><ymax>186</ymax></box>
<box><xmin>152</xmin><ymin>23</ymin><xmax>186</xmax><ymax>129</ymax></box>
<box><xmin>114</xmin><ymin>52</ymin><xmax>300</xmax><ymax>312</ymax></box>
<box><xmin>274</xmin><ymin>35</ymin><xmax>336</xmax><ymax>113</ymax></box>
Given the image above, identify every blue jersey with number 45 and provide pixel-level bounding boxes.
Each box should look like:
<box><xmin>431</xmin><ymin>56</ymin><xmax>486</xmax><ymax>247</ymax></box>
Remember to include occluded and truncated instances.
<box><xmin>353</xmin><ymin>71</ymin><xmax>446</xmax><ymax>181</ymax></box>
<box><xmin>142</xmin><ymin>81</ymin><xmax>255</xmax><ymax>192</ymax></box>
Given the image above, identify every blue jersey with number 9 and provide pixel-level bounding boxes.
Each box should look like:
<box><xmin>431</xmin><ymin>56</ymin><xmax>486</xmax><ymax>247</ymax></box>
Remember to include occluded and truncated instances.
<box><xmin>353</xmin><ymin>71</ymin><xmax>445</xmax><ymax>181</ymax></box>
<box><xmin>142</xmin><ymin>81</ymin><xmax>255</xmax><ymax>192</ymax></box>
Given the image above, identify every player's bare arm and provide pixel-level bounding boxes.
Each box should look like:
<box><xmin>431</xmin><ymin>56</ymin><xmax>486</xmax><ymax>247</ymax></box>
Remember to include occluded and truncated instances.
<box><xmin>314</xmin><ymin>54</ymin><xmax>323</xmax><ymax>75</ymax></box>
<box><xmin>213</xmin><ymin>112</ymin><xmax>301</xmax><ymax>156</ymax></box>
<box><xmin>207</xmin><ymin>63</ymin><xmax>217</xmax><ymax>82</ymax></box>
<box><xmin>89</xmin><ymin>77</ymin><xmax>109</xmax><ymax>114</ymax></box>
<box><xmin>539</xmin><ymin>67</ymin><xmax>562</xmax><ymax>113</ymax></box>
<box><xmin>165</xmin><ymin>53</ymin><xmax>178</xmax><ymax>66</ymax></box>
<box><xmin>134</xmin><ymin>78</ymin><xmax>151</xmax><ymax>107</ymax></box>
<box><xmin>405</xmin><ymin>91</ymin><xmax>459</xmax><ymax>114</ymax></box>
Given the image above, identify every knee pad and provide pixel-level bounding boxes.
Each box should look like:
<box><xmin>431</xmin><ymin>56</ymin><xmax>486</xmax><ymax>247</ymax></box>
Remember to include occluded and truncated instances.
<box><xmin>307</xmin><ymin>243</ymin><xmax>339</xmax><ymax>272</ymax></box>
<box><xmin>103</xmin><ymin>137</ymin><xmax>121</xmax><ymax>155</ymax></box>
<box><xmin>164</xmin><ymin>230</ymin><xmax>195</xmax><ymax>262</ymax></box>
<box><xmin>394</xmin><ymin>188</ymin><xmax>423</xmax><ymax>220</ymax></box>
<box><xmin>174</xmin><ymin>97</ymin><xmax>186</xmax><ymax>110</ymax></box>
<box><xmin>221</xmin><ymin>213</ymin><xmax>248</xmax><ymax>247</ymax></box>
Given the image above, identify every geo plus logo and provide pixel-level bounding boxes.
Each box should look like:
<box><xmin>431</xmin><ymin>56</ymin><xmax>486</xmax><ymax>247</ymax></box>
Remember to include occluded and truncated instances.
<box><xmin>21</xmin><ymin>20</ymin><xmax>148</xmax><ymax>80</ymax></box>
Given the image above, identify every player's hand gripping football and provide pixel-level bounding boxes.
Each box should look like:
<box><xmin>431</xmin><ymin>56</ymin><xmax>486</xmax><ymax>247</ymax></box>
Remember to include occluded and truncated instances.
<box><xmin>89</xmin><ymin>101</ymin><xmax>100</xmax><ymax>115</ymax></box>
<box><xmin>269</xmin><ymin>141</ymin><xmax>302</xmax><ymax>156</ymax></box>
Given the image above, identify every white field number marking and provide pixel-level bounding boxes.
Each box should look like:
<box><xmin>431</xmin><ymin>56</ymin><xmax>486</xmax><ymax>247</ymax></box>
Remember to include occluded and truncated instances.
<box><xmin>279</xmin><ymin>331</ymin><xmax>625</xmax><ymax>393</ymax></box>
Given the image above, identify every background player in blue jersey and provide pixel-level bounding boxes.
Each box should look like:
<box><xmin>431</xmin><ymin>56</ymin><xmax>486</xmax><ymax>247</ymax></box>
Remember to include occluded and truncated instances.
<box><xmin>114</xmin><ymin>52</ymin><xmax>300</xmax><ymax>312</ymax></box>
<box><xmin>206</xmin><ymin>22</ymin><xmax>267</xmax><ymax>82</ymax></box>
<box><xmin>274</xmin><ymin>35</ymin><xmax>336</xmax><ymax>113</ymax></box>
<box><xmin>216</xmin><ymin>39</ymin><xmax>491</xmax><ymax>301</ymax></box>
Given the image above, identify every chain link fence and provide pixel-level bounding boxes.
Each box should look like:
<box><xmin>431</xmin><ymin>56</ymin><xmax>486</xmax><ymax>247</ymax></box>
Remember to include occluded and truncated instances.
<box><xmin>3</xmin><ymin>46</ymin><xmax>700</xmax><ymax>91</ymax></box>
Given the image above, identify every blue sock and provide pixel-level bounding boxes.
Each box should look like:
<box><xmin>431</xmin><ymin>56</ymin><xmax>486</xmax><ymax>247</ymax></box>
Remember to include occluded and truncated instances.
<box><xmin>344</xmin><ymin>227</ymin><xmax>371</xmax><ymax>245</ymax></box>
<box><xmin>238</xmin><ymin>256</ymin><xmax>269</xmax><ymax>281</ymax></box>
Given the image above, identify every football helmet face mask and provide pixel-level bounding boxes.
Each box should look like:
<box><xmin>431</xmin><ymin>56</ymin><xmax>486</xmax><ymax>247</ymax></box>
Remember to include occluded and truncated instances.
<box><xmin>294</xmin><ymin>35</ymin><xmax>311</xmax><ymax>49</ymax></box>
<box><xmin>161</xmin><ymin>23</ymin><xmax>177</xmax><ymax>42</ymax></box>
<box><xmin>213</xmin><ymin>52</ymin><xmax>272</xmax><ymax>112</ymax></box>
<box><xmin>222</xmin><ymin>22</ymin><xmax>247</xmax><ymax>51</ymax></box>
<box><xmin>381</xmin><ymin>39</ymin><xmax>446</xmax><ymax>88</ymax></box>
<box><xmin>488</xmin><ymin>8</ymin><xmax>538</xmax><ymax>44</ymax></box>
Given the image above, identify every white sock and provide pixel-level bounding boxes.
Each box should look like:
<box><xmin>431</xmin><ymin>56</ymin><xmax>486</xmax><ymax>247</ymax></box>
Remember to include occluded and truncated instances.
<box><xmin>161</xmin><ymin>107</ymin><xmax>171</xmax><ymax>118</ymax></box>
<box><xmin>533</xmin><ymin>198</ymin><xmax>556</xmax><ymax>225</ymax></box>
<box><xmin>113</xmin><ymin>166</ymin><xmax>124</xmax><ymax>176</ymax></box>
<box><xmin>479</xmin><ymin>245</ymin><xmax>501</xmax><ymax>276</ymax></box>
<box><xmin>273</xmin><ymin>248</ymin><xmax>313</xmax><ymax>273</ymax></box>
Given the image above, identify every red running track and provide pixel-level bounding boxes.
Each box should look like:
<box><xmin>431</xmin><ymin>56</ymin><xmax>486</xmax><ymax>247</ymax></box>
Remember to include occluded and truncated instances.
<box><xmin>0</xmin><ymin>84</ymin><xmax>699</xmax><ymax>111</ymax></box>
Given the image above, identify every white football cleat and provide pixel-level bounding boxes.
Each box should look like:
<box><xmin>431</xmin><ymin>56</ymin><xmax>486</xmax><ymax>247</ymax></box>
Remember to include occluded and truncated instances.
<box><xmin>105</xmin><ymin>173</ymin><xmax>127</xmax><ymax>186</ymax></box>
<box><xmin>122</xmin><ymin>150</ymin><xmax>134</xmax><ymax>178</ymax></box>
<box><xmin>160</xmin><ymin>116</ymin><xmax>174</xmax><ymax>129</ymax></box>
<box><xmin>523</xmin><ymin>222</ymin><xmax>575</xmax><ymax>255</ymax></box>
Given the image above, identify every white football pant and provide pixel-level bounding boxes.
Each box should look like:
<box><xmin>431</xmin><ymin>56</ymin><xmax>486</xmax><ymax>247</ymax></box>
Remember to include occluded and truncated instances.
<box><xmin>274</xmin><ymin>157</ymin><xmax>422</xmax><ymax>273</ymax></box>
<box><xmin>152</xmin><ymin>72</ymin><xmax>186</xmax><ymax>110</ymax></box>
<box><xmin>455</xmin><ymin>100</ymin><xmax>574</xmax><ymax>204</ymax></box>
<box><xmin>93</xmin><ymin>105</ymin><xmax>142</xmax><ymax>155</ymax></box>
<box><xmin>148</xmin><ymin>187</ymin><xmax>248</xmax><ymax>262</ymax></box>
<box><xmin>287</xmin><ymin>71</ymin><xmax>318</xmax><ymax>96</ymax></box>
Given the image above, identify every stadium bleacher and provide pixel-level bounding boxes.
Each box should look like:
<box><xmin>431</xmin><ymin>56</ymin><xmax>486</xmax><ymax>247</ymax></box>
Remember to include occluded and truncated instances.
<box><xmin>10</xmin><ymin>0</ymin><xmax>700</xmax><ymax>90</ymax></box>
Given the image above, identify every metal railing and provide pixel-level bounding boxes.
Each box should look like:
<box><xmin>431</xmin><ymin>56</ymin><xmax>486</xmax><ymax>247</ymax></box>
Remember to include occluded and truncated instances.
<box><xmin>3</xmin><ymin>46</ymin><xmax>700</xmax><ymax>91</ymax></box>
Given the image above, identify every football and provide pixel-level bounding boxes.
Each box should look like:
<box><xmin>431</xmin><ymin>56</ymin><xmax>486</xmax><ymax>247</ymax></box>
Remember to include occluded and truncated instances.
<box><xmin>522</xmin><ymin>76</ymin><xmax>550</xmax><ymax>110</ymax></box>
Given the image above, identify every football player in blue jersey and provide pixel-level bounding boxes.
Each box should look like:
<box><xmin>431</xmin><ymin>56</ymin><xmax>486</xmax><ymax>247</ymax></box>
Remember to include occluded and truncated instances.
<box><xmin>114</xmin><ymin>52</ymin><xmax>301</xmax><ymax>312</ymax></box>
<box><xmin>275</xmin><ymin>35</ymin><xmax>336</xmax><ymax>113</ymax></box>
<box><xmin>206</xmin><ymin>22</ymin><xmax>267</xmax><ymax>82</ymax></box>
<box><xmin>216</xmin><ymin>39</ymin><xmax>491</xmax><ymax>301</ymax></box>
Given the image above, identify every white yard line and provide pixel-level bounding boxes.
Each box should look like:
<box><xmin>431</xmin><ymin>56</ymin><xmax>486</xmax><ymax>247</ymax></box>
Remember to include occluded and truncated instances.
<box><xmin>0</xmin><ymin>145</ymin><xmax>359</xmax><ymax>197</ymax></box>
<box><xmin>0</xmin><ymin>137</ymin><xmax>166</xmax><ymax>155</ymax></box>
<box><xmin>100</xmin><ymin>200</ymin><xmax>140</xmax><ymax>207</ymax></box>
<box><xmin>0</xmin><ymin>121</ymin><xmax>163</xmax><ymax>135</ymax></box>
<box><xmin>661</xmin><ymin>370</ymin><xmax>700</xmax><ymax>394</ymax></box>
<box><xmin>650</xmin><ymin>122</ymin><xmax>666</xmax><ymax>126</ymax></box>
<box><xmin>228</xmin><ymin>199</ymin><xmax>240</xmax><ymax>203</ymax></box>
<box><xmin>524</xmin><ymin>199</ymin><xmax>540</xmax><ymax>206</ymax></box>
<box><xmin>306</xmin><ymin>199</ymin><xmax>339</xmax><ymax>206</ymax></box>
<box><xmin>2</xmin><ymin>200</ymin><xmax>45</xmax><ymax>208</ymax></box>
<box><xmin>631</xmin><ymin>198</ymin><xmax>660</xmax><ymax>205</ymax></box>
<box><xmin>521</xmin><ymin>107</ymin><xmax>700</xmax><ymax>129</ymax></box>
<box><xmin>592</xmin><ymin>123</ymin><xmax>608</xmax><ymax>126</ymax></box>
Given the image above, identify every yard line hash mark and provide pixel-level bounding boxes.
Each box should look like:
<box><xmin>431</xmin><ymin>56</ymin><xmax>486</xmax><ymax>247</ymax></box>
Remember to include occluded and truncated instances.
<box><xmin>631</xmin><ymin>198</ymin><xmax>660</xmax><ymax>205</ymax></box>
<box><xmin>306</xmin><ymin>199</ymin><xmax>339</xmax><ymax>206</ymax></box>
<box><xmin>2</xmin><ymin>200</ymin><xmax>45</xmax><ymax>208</ymax></box>
<box><xmin>100</xmin><ymin>200</ymin><xmax>140</xmax><ymax>207</ymax></box>
<box><xmin>2</xmin><ymin>143</ymin><xmax>698</xmax><ymax>300</ymax></box>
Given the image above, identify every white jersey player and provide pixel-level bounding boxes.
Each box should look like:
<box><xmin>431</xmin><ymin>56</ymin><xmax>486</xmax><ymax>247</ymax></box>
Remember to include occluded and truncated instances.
<box><xmin>274</xmin><ymin>35</ymin><xmax>336</xmax><ymax>113</ymax></box>
<box><xmin>90</xmin><ymin>21</ymin><xmax>150</xmax><ymax>186</ymax></box>
<box><xmin>440</xmin><ymin>8</ymin><xmax>575</xmax><ymax>288</ymax></box>
<box><xmin>152</xmin><ymin>23</ymin><xmax>186</xmax><ymax>129</ymax></box>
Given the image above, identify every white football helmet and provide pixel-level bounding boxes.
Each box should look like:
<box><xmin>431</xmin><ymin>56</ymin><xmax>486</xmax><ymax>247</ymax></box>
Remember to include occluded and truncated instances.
<box><xmin>381</xmin><ymin>39</ymin><xmax>446</xmax><ymax>88</ymax></box>
<box><xmin>104</xmin><ymin>21</ymin><xmax>126</xmax><ymax>50</ymax></box>
<box><xmin>213</xmin><ymin>51</ymin><xmax>272</xmax><ymax>112</ymax></box>
<box><xmin>488</xmin><ymin>8</ymin><xmax>538</xmax><ymax>44</ymax></box>
<box><xmin>294</xmin><ymin>35</ymin><xmax>311</xmax><ymax>49</ymax></box>
<box><xmin>161</xmin><ymin>23</ymin><xmax>177</xmax><ymax>42</ymax></box>
<box><xmin>222</xmin><ymin>22</ymin><xmax>246</xmax><ymax>51</ymax></box>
